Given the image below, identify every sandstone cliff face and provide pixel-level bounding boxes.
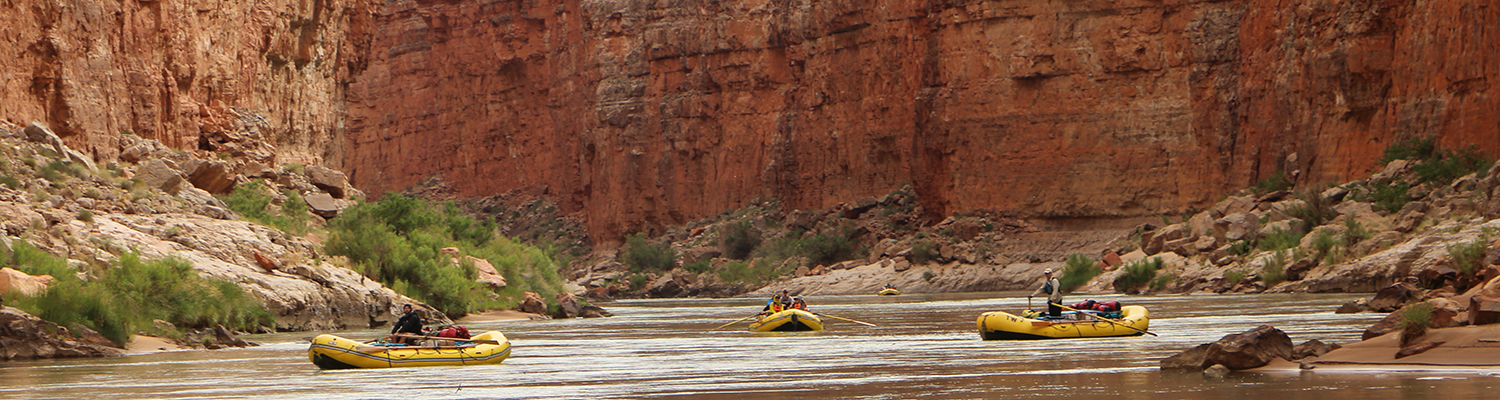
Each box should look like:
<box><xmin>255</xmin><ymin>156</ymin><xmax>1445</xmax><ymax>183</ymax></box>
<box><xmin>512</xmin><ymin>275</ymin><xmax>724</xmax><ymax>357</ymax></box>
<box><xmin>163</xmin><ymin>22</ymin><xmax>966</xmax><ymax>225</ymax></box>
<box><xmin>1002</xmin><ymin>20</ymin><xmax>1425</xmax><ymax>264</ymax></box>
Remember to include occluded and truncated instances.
<box><xmin>342</xmin><ymin>0</ymin><xmax>1500</xmax><ymax>242</ymax></box>
<box><xmin>0</xmin><ymin>0</ymin><xmax>356</xmax><ymax>166</ymax></box>
<box><xmin>6</xmin><ymin>1</ymin><xmax>1498</xmax><ymax>243</ymax></box>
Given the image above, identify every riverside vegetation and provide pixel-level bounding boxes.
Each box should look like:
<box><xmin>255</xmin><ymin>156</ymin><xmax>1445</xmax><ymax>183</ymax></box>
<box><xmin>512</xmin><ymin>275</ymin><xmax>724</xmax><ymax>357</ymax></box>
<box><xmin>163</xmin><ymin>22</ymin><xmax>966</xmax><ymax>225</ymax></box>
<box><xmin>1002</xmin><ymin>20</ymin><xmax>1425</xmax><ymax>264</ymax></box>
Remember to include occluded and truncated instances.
<box><xmin>0</xmin><ymin>121</ymin><xmax>570</xmax><ymax>355</ymax></box>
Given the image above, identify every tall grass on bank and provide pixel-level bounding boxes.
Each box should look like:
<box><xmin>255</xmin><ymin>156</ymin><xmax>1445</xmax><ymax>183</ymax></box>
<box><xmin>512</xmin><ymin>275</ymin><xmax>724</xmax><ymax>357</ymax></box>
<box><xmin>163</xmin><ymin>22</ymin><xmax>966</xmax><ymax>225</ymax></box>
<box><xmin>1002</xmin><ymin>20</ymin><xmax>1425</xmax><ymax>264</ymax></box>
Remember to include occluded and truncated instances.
<box><xmin>1059</xmin><ymin>253</ymin><xmax>1100</xmax><ymax>292</ymax></box>
<box><xmin>623</xmin><ymin>233</ymin><xmax>676</xmax><ymax>272</ymax></box>
<box><xmin>325</xmin><ymin>193</ymin><xmax>564</xmax><ymax>318</ymax></box>
<box><xmin>3</xmin><ymin>242</ymin><xmax>273</xmax><ymax>346</ymax></box>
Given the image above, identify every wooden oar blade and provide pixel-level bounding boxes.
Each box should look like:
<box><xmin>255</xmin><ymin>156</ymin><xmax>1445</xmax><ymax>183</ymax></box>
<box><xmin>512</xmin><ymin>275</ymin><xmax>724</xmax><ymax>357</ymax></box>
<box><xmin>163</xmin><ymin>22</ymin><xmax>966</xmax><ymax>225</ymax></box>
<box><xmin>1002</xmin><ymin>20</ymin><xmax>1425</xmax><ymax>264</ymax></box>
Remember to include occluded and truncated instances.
<box><xmin>715</xmin><ymin>315</ymin><xmax>759</xmax><ymax>329</ymax></box>
<box><xmin>816</xmin><ymin>313</ymin><xmax>877</xmax><ymax>327</ymax></box>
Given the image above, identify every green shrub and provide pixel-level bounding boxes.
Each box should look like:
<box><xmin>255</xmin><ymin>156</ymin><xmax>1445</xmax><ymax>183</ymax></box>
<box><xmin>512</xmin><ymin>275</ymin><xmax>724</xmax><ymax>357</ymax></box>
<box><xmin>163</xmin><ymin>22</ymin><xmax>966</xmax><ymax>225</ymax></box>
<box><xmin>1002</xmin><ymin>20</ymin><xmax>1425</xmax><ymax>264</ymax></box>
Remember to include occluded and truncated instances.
<box><xmin>622</xmin><ymin>233</ymin><xmax>676</xmax><ymax>272</ymax></box>
<box><xmin>0</xmin><ymin>174</ymin><xmax>19</xmax><ymax>189</ymax></box>
<box><xmin>1113</xmin><ymin>257</ymin><xmax>1163</xmax><ymax>292</ymax></box>
<box><xmin>218</xmin><ymin>180</ymin><xmax>309</xmax><ymax>235</ymax></box>
<box><xmin>1447</xmin><ymin>238</ymin><xmax>1489</xmax><ymax>278</ymax></box>
<box><xmin>327</xmin><ymin>193</ymin><xmax>561</xmax><ymax>318</ymax></box>
<box><xmin>1227</xmin><ymin>240</ymin><xmax>1254</xmax><ymax>256</ymax></box>
<box><xmin>799</xmin><ymin>232</ymin><xmax>858</xmax><ymax>266</ymax></box>
<box><xmin>1311</xmin><ymin>229</ymin><xmax>1338</xmax><ymax>257</ymax></box>
<box><xmin>1381</xmin><ymin>136</ymin><xmax>1436</xmax><ymax>164</ymax></box>
<box><xmin>717</xmin><ymin>259</ymin><xmax>787</xmax><ymax>285</ymax></box>
<box><xmin>1342</xmin><ymin>218</ymin><xmax>1370</xmax><ymax>247</ymax></box>
<box><xmin>911</xmin><ymin>240</ymin><xmax>938</xmax><ymax>264</ymax></box>
<box><xmin>684</xmin><ymin>258</ymin><xmax>711</xmax><ymax>274</ymax></box>
<box><xmin>76</xmin><ymin>209</ymin><xmax>94</xmax><ymax>223</ymax></box>
<box><xmin>1261</xmin><ymin>251</ymin><xmax>1287</xmax><ymax>287</ymax></box>
<box><xmin>1152</xmin><ymin>273</ymin><xmax>1177</xmax><ymax>291</ymax></box>
<box><xmin>4</xmin><ymin>243</ymin><xmax>272</xmax><ymax>346</ymax></box>
<box><xmin>282</xmin><ymin>163</ymin><xmax>305</xmax><ymax>175</ymax></box>
<box><xmin>1287</xmin><ymin>191</ymin><xmax>1335</xmax><ymax>228</ymax></box>
<box><xmin>1371</xmin><ymin>182</ymin><xmax>1410</xmax><ymax>214</ymax></box>
<box><xmin>628</xmin><ymin>274</ymin><xmax>649</xmax><ymax>290</ymax></box>
<box><xmin>1224</xmin><ymin>270</ymin><xmax>1245</xmax><ymax>285</ymax></box>
<box><xmin>1412</xmin><ymin>147</ymin><xmax>1491</xmax><ymax>185</ymax></box>
<box><xmin>1251</xmin><ymin>172</ymin><xmax>1293</xmax><ymax>195</ymax></box>
<box><xmin>1257</xmin><ymin>226</ymin><xmax>1305</xmax><ymax>252</ymax></box>
<box><xmin>719</xmin><ymin>220</ymin><xmax>761</xmax><ymax>260</ymax></box>
<box><xmin>923</xmin><ymin>271</ymin><xmax>936</xmax><ymax>281</ymax></box>
<box><xmin>1059</xmin><ymin>253</ymin><xmax>1100</xmax><ymax>292</ymax></box>
<box><xmin>1399</xmin><ymin>302</ymin><xmax>1434</xmax><ymax>347</ymax></box>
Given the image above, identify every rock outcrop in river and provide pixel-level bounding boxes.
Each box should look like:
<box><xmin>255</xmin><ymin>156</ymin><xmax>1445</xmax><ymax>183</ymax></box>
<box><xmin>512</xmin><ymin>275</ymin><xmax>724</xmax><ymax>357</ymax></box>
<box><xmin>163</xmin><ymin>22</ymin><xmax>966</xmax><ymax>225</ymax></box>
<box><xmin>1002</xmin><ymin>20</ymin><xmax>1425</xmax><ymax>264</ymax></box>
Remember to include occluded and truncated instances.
<box><xmin>0</xmin><ymin>306</ymin><xmax>122</xmax><ymax>360</ymax></box>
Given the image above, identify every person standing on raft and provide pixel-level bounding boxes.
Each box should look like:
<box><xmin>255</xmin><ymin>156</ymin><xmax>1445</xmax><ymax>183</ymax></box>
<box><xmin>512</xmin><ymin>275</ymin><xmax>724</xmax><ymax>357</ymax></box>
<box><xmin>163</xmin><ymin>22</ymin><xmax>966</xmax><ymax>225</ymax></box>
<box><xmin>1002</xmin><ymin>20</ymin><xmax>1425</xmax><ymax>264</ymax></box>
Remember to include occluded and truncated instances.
<box><xmin>1028</xmin><ymin>268</ymin><xmax>1063</xmax><ymax>318</ymax></box>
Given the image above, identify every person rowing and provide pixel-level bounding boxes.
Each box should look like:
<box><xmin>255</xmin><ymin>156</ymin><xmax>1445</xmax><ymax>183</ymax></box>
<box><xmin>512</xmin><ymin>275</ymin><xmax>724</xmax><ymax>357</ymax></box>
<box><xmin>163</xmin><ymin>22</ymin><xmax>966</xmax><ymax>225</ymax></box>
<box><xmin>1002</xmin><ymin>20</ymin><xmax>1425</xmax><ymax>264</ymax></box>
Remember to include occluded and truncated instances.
<box><xmin>387</xmin><ymin>304</ymin><xmax>424</xmax><ymax>345</ymax></box>
<box><xmin>1028</xmin><ymin>268</ymin><xmax>1063</xmax><ymax>318</ymax></box>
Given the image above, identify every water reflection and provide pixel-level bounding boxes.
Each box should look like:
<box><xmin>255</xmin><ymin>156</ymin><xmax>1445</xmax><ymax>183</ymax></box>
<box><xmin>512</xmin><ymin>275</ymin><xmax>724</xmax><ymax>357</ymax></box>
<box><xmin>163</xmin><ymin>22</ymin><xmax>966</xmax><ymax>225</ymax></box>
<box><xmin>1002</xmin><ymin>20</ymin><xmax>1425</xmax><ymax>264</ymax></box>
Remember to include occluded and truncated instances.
<box><xmin>4</xmin><ymin>292</ymin><xmax>1498</xmax><ymax>399</ymax></box>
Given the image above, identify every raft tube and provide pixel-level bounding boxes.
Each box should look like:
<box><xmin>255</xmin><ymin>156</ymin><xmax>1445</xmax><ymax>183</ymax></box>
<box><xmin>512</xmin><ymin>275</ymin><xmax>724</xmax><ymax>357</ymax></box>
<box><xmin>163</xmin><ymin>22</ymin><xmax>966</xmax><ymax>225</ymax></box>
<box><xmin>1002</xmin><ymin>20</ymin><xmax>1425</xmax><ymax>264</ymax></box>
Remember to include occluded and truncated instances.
<box><xmin>878</xmin><ymin>288</ymin><xmax>902</xmax><ymax>296</ymax></box>
<box><xmin>976</xmin><ymin>306</ymin><xmax>1150</xmax><ymax>340</ymax></box>
<box><xmin>748</xmin><ymin>309</ymin><xmax>824</xmax><ymax>332</ymax></box>
<box><xmin>308</xmin><ymin>331</ymin><xmax>511</xmax><ymax>369</ymax></box>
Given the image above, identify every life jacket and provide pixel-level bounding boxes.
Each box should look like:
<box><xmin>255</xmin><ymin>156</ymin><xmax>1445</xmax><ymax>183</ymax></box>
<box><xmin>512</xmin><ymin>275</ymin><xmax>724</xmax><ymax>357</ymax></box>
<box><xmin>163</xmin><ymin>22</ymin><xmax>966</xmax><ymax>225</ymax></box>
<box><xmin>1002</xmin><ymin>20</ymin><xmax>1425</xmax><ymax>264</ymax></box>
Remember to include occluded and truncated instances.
<box><xmin>437</xmin><ymin>326</ymin><xmax>472</xmax><ymax>339</ymax></box>
<box><xmin>771</xmin><ymin>302</ymin><xmax>784</xmax><ymax>313</ymax></box>
<box><xmin>1096</xmin><ymin>301</ymin><xmax>1120</xmax><ymax>312</ymax></box>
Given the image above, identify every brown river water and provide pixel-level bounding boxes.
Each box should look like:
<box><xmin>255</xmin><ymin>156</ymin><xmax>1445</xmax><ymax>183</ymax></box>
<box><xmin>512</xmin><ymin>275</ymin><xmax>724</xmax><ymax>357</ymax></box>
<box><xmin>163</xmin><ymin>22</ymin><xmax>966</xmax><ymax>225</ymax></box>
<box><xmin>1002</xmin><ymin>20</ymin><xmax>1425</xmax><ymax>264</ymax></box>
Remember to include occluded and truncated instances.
<box><xmin>5</xmin><ymin>292</ymin><xmax>1499</xmax><ymax>399</ymax></box>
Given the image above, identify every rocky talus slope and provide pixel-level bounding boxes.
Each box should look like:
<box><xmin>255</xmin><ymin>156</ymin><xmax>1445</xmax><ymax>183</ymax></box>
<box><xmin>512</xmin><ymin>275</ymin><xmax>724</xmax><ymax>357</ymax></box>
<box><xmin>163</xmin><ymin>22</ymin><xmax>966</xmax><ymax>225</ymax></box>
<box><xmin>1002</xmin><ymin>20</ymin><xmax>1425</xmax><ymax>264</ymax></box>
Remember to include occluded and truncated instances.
<box><xmin>4</xmin><ymin>1</ymin><xmax>1497</xmax><ymax>243</ymax></box>
<box><xmin>0</xmin><ymin>121</ymin><xmax>447</xmax><ymax>332</ymax></box>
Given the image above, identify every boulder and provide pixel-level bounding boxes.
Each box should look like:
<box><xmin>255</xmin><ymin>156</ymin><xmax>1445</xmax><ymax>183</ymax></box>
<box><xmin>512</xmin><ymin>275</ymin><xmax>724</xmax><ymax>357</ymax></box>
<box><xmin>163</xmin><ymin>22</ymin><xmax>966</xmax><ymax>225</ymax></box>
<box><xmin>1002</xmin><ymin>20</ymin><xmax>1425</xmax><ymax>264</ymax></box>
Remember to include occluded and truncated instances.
<box><xmin>187</xmin><ymin>160</ymin><xmax>237</xmax><ymax>194</ymax></box>
<box><xmin>647</xmin><ymin>274</ymin><xmax>682</xmax><ymax>297</ymax></box>
<box><xmin>0</xmin><ymin>267</ymin><xmax>53</xmax><ymax>296</ymax></box>
<box><xmin>579</xmin><ymin>305</ymin><xmax>614</xmax><ymax>318</ymax></box>
<box><xmin>1203</xmin><ymin>364</ymin><xmax>1231</xmax><ymax>378</ymax></box>
<box><xmin>795</xmin><ymin>266</ymin><xmax>811</xmax><ymax>277</ymax></box>
<box><xmin>465</xmin><ymin>256</ymin><xmax>507</xmax><ymax>289</ymax></box>
<box><xmin>1362</xmin><ymin>299</ymin><xmax>1462</xmax><ymax>340</ymax></box>
<box><xmin>586</xmin><ymin>286</ymin><xmax>615</xmax><ymax>303</ymax></box>
<box><xmin>0</xmin><ymin>306</ymin><xmax>124</xmax><ymax>360</ymax></box>
<box><xmin>1396</xmin><ymin>341</ymin><xmax>1446</xmax><ymax>359</ymax></box>
<box><xmin>1284</xmin><ymin>257</ymin><xmax>1316</xmax><ymax>282</ymax></box>
<box><xmin>23</xmin><ymin>121</ymin><xmax>68</xmax><ymax>154</ymax></box>
<box><xmin>1187</xmin><ymin>212</ymin><xmax>1216</xmax><ymax>237</ymax></box>
<box><xmin>1211</xmin><ymin>196</ymin><xmax>1256</xmax><ymax>219</ymax></box>
<box><xmin>1470</xmin><ymin>289</ymin><xmax>1500</xmax><ymax>326</ymax></box>
<box><xmin>892</xmin><ymin>259</ymin><xmax>912</xmax><ymax>272</ymax></box>
<box><xmin>1414</xmin><ymin>264</ymin><xmax>1458</xmax><ymax>289</ymax></box>
<box><xmin>1203</xmin><ymin>325</ymin><xmax>1293</xmax><ymax>370</ymax></box>
<box><xmin>1392</xmin><ymin>202</ymin><xmax>1428</xmax><ymax>233</ymax></box>
<box><xmin>1258</xmin><ymin>219</ymin><xmax>1305</xmax><ymax>239</ymax></box>
<box><xmin>1322</xmin><ymin>186</ymin><xmax>1349</xmax><ymax>204</ymax></box>
<box><xmin>1368</xmin><ymin>282</ymin><xmax>1423</xmax><ymax>312</ymax></box>
<box><xmin>303</xmin><ymin>192</ymin><xmax>344</xmax><ymax>218</ymax></box>
<box><xmin>119</xmin><ymin>141</ymin><xmax>160</xmax><ymax>163</ymax></box>
<box><xmin>1101</xmin><ymin>251</ymin><xmax>1123</xmax><ymax>268</ymax></box>
<box><xmin>1160</xmin><ymin>343</ymin><xmax>1212</xmax><ymax>371</ymax></box>
<box><xmin>304</xmin><ymin>165</ymin><xmax>350</xmax><ymax>198</ymax></box>
<box><xmin>681</xmin><ymin>247</ymin><xmax>721</xmax><ymax>266</ymax></box>
<box><xmin>517</xmin><ymin>291</ymin><xmax>547</xmax><ymax>315</ymax></box>
<box><xmin>1145</xmin><ymin>224</ymin><xmax>1190</xmax><ymax>255</ymax></box>
<box><xmin>212</xmin><ymin>324</ymin><xmax>254</xmax><ymax>348</ymax></box>
<box><xmin>554</xmin><ymin>292</ymin><xmax>581</xmax><ymax>318</ymax></box>
<box><xmin>237</xmin><ymin>161</ymin><xmax>278</xmax><ymax>180</ymax></box>
<box><xmin>843</xmin><ymin>196</ymin><xmax>879</xmax><ymax>219</ymax></box>
<box><xmin>1335</xmin><ymin>298</ymin><xmax>1370</xmax><ymax>314</ymax></box>
<box><xmin>1291</xmin><ymin>339</ymin><xmax>1337</xmax><ymax>360</ymax></box>
<box><xmin>136</xmin><ymin>159</ymin><xmax>186</xmax><ymax>195</ymax></box>
<box><xmin>1214</xmin><ymin>212</ymin><xmax>1261</xmax><ymax>243</ymax></box>
<box><xmin>1165</xmin><ymin>237</ymin><xmax>1198</xmax><ymax>256</ymax></box>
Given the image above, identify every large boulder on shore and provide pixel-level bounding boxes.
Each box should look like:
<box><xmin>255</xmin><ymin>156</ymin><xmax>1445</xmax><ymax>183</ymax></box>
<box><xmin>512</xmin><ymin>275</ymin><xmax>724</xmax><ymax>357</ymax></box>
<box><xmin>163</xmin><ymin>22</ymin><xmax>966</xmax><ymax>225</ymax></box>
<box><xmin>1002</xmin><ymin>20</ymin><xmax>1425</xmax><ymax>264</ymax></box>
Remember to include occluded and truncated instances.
<box><xmin>518</xmin><ymin>291</ymin><xmax>548</xmax><ymax>315</ymax></box>
<box><xmin>1163</xmin><ymin>325</ymin><xmax>1293</xmax><ymax>371</ymax></box>
<box><xmin>0</xmin><ymin>306</ymin><xmax>124</xmax><ymax>360</ymax></box>
<box><xmin>0</xmin><ymin>267</ymin><xmax>53</xmax><ymax>297</ymax></box>
<box><xmin>1368</xmin><ymin>282</ymin><xmax>1424</xmax><ymax>312</ymax></box>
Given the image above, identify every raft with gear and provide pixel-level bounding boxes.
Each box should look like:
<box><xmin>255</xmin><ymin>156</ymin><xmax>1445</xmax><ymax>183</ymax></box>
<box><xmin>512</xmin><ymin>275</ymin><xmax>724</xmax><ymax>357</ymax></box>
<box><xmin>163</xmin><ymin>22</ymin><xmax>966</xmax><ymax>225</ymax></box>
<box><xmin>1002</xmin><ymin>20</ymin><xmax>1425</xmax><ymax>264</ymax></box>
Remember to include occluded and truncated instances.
<box><xmin>878</xmin><ymin>288</ymin><xmax>901</xmax><ymax>296</ymax></box>
<box><xmin>976</xmin><ymin>305</ymin><xmax>1150</xmax><ymax>340</ymax></box>
<box><xmin>748</xmin><ymin>309</ymin><xmax>824</xmax><ymax>332</ymax></box>
<box><xmin>307</xmin><ymin>331</ymin><xmax>512</xmax><ymax>369</ymax></box>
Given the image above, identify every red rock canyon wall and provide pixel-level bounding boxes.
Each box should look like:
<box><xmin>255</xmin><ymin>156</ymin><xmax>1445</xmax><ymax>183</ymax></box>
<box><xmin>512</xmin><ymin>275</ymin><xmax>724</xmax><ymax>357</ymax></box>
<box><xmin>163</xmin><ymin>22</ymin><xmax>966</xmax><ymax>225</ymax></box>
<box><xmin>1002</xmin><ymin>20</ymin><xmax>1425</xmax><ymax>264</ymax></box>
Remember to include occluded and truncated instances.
<box><xmin>5</xmin><ymin>0</ymin><xmax>1498</xmax><ymax>242</ymax></box>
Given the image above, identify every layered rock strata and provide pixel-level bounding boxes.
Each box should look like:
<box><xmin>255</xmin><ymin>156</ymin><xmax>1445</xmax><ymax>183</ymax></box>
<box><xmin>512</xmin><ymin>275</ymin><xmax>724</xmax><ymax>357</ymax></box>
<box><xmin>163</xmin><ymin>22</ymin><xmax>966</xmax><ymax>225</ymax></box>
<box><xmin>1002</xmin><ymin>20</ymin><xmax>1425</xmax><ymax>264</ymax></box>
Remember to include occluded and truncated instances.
<box><xmin>3</xmin><ymin>0</ymin><xmax>1497</xmax><ymax>243</ymax></box>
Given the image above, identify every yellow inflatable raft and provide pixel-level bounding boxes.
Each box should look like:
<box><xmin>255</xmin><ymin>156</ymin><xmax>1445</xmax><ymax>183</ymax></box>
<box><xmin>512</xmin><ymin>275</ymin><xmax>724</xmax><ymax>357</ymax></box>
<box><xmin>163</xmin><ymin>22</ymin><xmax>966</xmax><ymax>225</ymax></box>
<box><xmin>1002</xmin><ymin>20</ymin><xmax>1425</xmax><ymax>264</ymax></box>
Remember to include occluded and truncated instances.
<box><xmin>976</xmin><ymin>305</ymin><xmax>1150</xmax><ymax>340</ymax></box>
<box><xmin>308</xmin><ymin>331</ymin><xmax>511</xmax><ymax>369</ymax></box>
<box><xmin>748</xmin><ymin>309</ymin><xmax>824</xmax><ymax>332</ymax></box>
<box><xmin>878</xmin><ymin>288</ymin><xmax>901</xmax><ymax>296</ymax></box>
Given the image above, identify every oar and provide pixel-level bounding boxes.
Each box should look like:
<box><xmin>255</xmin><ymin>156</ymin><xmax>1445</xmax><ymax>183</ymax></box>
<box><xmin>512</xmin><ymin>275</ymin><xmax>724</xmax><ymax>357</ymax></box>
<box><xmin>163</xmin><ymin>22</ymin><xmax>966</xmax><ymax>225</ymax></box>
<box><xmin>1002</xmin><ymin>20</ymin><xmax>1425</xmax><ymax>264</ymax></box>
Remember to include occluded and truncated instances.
<box><xmin>716</xmin><ymin>315</ymin><xmax>761</xmax><ymax>329</ymax></box>
<box><xmin>394</xmin><ymin>333</ymin><xmax>504</xmax><ymax>345</ymax></box>
<box><xmin>1052</xmin><ymin>303</ymin><xmax>1157</xmax><ymax>337</ymax></box>
<box><xmin>814</xmin><ymin>313</ymin><xmax>877</xmax><ymax>327</ymax></box>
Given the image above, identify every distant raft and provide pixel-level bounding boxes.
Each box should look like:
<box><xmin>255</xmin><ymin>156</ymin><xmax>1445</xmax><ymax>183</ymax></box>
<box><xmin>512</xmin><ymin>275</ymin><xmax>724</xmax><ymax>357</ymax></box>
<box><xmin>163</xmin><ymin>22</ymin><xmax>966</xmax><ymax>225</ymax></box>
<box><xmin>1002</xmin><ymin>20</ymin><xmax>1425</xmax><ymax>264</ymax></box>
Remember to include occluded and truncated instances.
<box><xmin>878</xmin><ymin>288</ymin><xmax>902</xmax><ymax>296</ymax></box>
<box><xmin>308</xmin><ymin>331</ymin><xmax>511</xmax><ymax>369</ymax></box>
<box><xmin>748</xmin><ymin>309</ymin><xmax>824</xmax><ymax>332</ymax></box>
<box><xmin>976</xmin><ymin>306</ymin><xmax>1150</xmax><ymax>340</ymax></box>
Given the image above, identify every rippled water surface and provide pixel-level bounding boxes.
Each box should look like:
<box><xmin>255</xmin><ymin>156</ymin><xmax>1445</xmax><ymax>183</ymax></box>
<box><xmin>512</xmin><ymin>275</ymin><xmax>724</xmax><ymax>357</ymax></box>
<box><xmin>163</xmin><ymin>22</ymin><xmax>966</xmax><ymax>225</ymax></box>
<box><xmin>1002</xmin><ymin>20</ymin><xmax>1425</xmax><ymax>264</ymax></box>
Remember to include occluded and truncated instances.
<box><xmin>6</xmin><ymin>292</ymin><xmax>1500</xmax><ymax>399</ymax></box>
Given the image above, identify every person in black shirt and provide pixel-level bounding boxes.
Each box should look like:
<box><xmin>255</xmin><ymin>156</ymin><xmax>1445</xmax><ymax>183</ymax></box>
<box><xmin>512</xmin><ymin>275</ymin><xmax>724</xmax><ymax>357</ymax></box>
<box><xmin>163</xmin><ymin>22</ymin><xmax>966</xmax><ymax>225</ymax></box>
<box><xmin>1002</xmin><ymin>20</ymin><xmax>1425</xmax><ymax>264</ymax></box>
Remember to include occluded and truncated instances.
<box><xmin>388</xmin><ymin>304</ymin><xmax>424</xmax><ymax>345</ymax></box>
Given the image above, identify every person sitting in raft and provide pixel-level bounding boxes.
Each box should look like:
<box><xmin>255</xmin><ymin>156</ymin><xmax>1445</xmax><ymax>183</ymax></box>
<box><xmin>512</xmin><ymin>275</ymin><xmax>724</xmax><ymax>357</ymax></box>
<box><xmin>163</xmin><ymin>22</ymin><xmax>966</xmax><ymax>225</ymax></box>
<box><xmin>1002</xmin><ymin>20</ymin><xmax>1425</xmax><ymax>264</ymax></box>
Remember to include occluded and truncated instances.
<box><xmin>388</xmin><ymin>304</ymin><xmax>424</xmax><ymax>345</ymax></box>
<box><xmin>791</xmin><ymin>296</ymin><xmax>808</xmax><ymax>311</ymax></box>
<box><xmin>762</xmin><ymin>290</ymin><xmax>790</xmax><ymax>315</ymax></box>
<box><xmin>1028</xmin><ymin>268</ymin><xmax>1063</xmax><ymax>318</ymax></box>
<box><xmin>883</xmin><ymin>283</ymin><xmax>896</xmax><ymax>290</ymax></box>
